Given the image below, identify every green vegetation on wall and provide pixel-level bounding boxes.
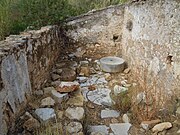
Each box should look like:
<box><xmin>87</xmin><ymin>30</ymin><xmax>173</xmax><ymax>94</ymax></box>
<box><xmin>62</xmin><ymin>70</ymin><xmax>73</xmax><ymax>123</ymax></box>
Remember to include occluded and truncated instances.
<box><xmin>0</xmin><ymin>0</ymin><xmax>128</xmax><ymax>40</ymax></box>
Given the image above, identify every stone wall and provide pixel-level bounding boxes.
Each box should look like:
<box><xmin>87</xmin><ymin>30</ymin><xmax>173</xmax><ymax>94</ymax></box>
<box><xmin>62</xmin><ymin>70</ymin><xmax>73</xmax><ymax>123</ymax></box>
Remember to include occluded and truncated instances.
<box><xmin>122</xmin><ymin>0</ymin><xmax>180</xmax><ymax>93</ymax></box>
<box><xmin>0</xmin><ymin>26</ymin><xmax>62</xmax><ymax>134</ymax></box>
<box><xmin>66</xmin><ymin>0</ymin><xmax>180</xmax><ymax>93</ymax></box>
<box><xmin>66</xmin><ymin>5</ymin><xmax>125</xmax><ymax>57</ymax></box>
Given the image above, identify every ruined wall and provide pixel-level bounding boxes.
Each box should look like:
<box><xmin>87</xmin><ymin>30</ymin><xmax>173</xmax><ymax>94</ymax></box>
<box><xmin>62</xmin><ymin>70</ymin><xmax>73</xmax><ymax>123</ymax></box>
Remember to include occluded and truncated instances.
<box><xmin>122</xmin><ymin>0</ymin><xmax>180</xmax><ymax>93</ymax></box>
<box><xmin>66</xmin><ymin>5</ymin><xmax>125</xmax><ymax>57</ymax></box>
<box><xmin>0</xmin><ymin>26</ymin><xmax>62</xmax><ymax>134</ymax></box>
<box><xmin>66</xmin><ymin>0</ymin><xmax>180</xmax><ymax>95</ymax></box>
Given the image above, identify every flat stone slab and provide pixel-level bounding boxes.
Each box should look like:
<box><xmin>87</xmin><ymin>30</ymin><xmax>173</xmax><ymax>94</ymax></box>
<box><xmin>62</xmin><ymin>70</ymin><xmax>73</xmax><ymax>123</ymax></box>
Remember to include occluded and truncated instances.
<box><xmin>110</xmin><ymin>123</ymin><xmax>132</xmax><ymax>135</ymax></box>
<box><xmin>35</xmin><ymin>108</ymin><xmax>56</xmax><ymax>121</ymax></box>
<box><xmin>65</xmin><ymin>107</ymin><xmax>84</xmax><ymax>120</ymax></box>
<box><xmin>80</xmin><ymin>75</ymin><xmax>107</xmax><ymax>87</ymax></box>
<box><xmin>101</xmin><ymin>109</ymin><xmax>120</xmax><ymax>118</ymax></box>
<box><xmin>88</xmin><ymin>125</ymin><xmax>109</xmax><ymax>135</ymax></box>
<box><xmin>87</xmin><ymin>88</ymin><xmax>113</xmax><ymax>106</ymax></box>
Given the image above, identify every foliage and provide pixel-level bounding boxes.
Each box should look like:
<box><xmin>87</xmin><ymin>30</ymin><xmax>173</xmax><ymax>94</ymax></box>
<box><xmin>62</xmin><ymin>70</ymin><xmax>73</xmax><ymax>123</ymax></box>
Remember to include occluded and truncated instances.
<box><xmin>0</xmin><ymin>0</ymin><xmax>128</xmax><ymax>40</ymax></box>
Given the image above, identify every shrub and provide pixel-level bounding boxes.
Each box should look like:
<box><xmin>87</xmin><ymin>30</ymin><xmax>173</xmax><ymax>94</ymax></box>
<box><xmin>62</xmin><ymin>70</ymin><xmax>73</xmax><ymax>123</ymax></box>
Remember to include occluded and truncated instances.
<box><xmin>0</xmin><ymin>0</ymin><xmax>129</xmax><ymax>40</ymax></box>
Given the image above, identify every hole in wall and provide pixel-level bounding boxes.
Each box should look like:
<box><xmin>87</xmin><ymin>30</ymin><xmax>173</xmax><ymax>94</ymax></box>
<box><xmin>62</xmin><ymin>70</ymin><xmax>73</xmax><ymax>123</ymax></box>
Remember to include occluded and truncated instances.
<box><xmin>126</xmin><ymin>20</ymin><xmax>133</xmax><ymax>32</ymax></box>
<box><xmin>166</xmin><ymin>55</ymin><xmax>173</xmax><ymax>65</ymax></box>
<box><xmin>113</xmin><ymin>35</ymin><xmax>119</xmax><ymax>41</ymax></box>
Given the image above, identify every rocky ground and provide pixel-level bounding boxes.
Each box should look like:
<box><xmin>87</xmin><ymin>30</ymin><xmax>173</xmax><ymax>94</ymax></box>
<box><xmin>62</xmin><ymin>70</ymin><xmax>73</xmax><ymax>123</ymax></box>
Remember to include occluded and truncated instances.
<box><xmin>12</xmin><ymin>44</ymin><xmax>180</xmax><ymax>135</ymax></box>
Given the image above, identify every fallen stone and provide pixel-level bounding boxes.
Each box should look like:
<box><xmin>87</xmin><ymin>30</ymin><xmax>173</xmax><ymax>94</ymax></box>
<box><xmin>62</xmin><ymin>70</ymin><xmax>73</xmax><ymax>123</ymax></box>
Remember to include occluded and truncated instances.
<box><xmin>33</xmin><ymin>90</ymin><xmax>43</xmax><ymax>96</ymax></box>
<box><xmin>51</xmin><ymin>89</ymin><xmax>68</xmax><ymax>103</ymax></box>
<box><xmin>51</xmin><ymin>73</ymin><xmax>60</xmax><ymax>81</ymax></box>
<box><xmin>122</xmin><ymin>114</ymin><xmax>130</xmax><ymax>123</ymax></box>
<box><xmin>23</xmin><ymin>117</ymin><xmax>40</xmax><ymax>131</ymax></box>
<box><xmin>67</xmin><ymin>92</ymin><xmax>84</xmax><ymax>106</ymax></box>
<box><xmin>80</xmin><ymin>76</ymin><xmax>107</xmax><ymax>87</ymax></box>
<box><xmin>104</xmin><ymin>73</ymin><xmax>111</xmax><ymax>81</ymax></box>
<box><xmin>152</xmin><ymin>122</ymin><xmax>172</xmax><ymax>133</ymax></box>
<box><xmin>66</xmin><ymin>122</ymin><xmax>83</xmax><ymax>134</ymax></box>
<box><xmin>51</xmin><ymin>81</ymin><xmax>61</xmax><ymax>87</ymax></box>
<box><xmin>35</xmin><ymin>108</ymin><xmax>56</xmax><ymax>121</ymax></box>
<box><xmin>53</xmin><ymin>69</ymin><xmax>63</xmax><ymax>74</ymax></box>
<box><xmin>80</xmin><ymin>61</ymin><xmax>89</xmax><ymax>66</ymax></box>
<box><xmin>40</xmin><ymin>97</ymin><xmax>55</xmax><ymax>107</ymax></box>
<box><xmin>43</xmin><ymin>87</ymin><xmax>56</xmax><ymax>94</ymax></box>
<box><xmin>60</xmin><ymin>68</ymin><xmax>76</xmax><ymax>81</ymax></box>
<box><xmin>113</xmin><ymin>85</ymin><xmax>128</xmax><ymax>96</ymax></box>
<box><xmin>56</xmin><ymin>81</ymin><xmax>79</xmax><ymax>93</ymax></box>
<box><xmin>110</xmin><ymin>123</ymin><xmax>131</xmax><ymax>135</ymax></box>
<box><xmin>87</xmin><ymin>88</ymin><xmax>113</xmax><ymax>106</ymax></box>
<box><xmin>136</xmin><ymin>92</ymin><xmax>146</xmax><ymax>104</ymax></box>
<box><xmin>101</xmin><ymin>109</ymin><xmax>120</xmax><ymax>118</ymax></box>
<box><xmin>123</xmin><ymin>68</ymin><xmax>131</xmax><ymax>74</ymax></box>
<box><xmin>88</xmin><ymin>125</ymin><xmax>109</xmax><ymax>135</ymax></box>
<box><xmin>141</xmin><ymin>119</ymin><xmax>161</xmax><ymax>130</ymax></box>
<box><xmin>177</xmin><ymin>129</ymin><xmax>180</xmax><ymax>134</ymax></box>
<box><xmin>79</xmin><ymin>66</ymin><xmax>90</xmax><ymax>77</ymax></box>
<box><xmin>77</xmin><ymin>77</ymin><xmax>88</xmax><ymax>83</ymax></box>
<box><xmin>81</xmin><ymin>87</ymin><xmax>89</xmax><ymax>102</ymax></box>
<box><xmin>65</xmin><ymin>107</ymin><xmax>84</xmax><ymax>120</ymax></box>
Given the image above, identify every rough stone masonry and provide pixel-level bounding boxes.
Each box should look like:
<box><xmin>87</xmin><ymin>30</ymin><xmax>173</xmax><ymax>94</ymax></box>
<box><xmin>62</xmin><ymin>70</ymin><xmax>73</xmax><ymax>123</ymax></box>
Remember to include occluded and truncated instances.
<box><xmin>0</xmin><ymin>0</ymin><xmax>179</xmax><ymax>134</ymax></box>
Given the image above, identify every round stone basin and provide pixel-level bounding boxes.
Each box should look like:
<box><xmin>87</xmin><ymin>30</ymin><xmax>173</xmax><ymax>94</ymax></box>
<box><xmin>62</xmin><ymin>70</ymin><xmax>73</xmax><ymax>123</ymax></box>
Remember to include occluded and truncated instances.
<box><xmin>100</xmin><ymin>56</ymin><xmax>125</xmax><ymax>73</ymax></box>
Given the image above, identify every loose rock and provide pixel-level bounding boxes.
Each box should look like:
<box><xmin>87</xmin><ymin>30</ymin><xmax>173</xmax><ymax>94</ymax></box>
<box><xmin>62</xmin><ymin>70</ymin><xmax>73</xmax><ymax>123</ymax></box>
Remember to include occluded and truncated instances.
<box><xmin>122</xmin><ymin>114</ymin><xmax>130</xmax><ymax>123</ymax></box>
<box><xmin>141</xmin><ymin>119</ymin><xmax>161</xmax><ymax>130</ymax></box>
<box><xmin>65</xmin><ymin>107</ymin><xmax>84</xmax><ymax>120</ymax></box>
<box><xmin>51</xmin><ymin>73</ymin><xmax>60</xmax><ymax>81</ymax></box>
<box><xmin>110</xmin><ymin>123</ymin><xmax>131</xmax><ymax>135</ymax></box>
<box><xmin>67</xmin><ymin>92</ymin><xmax>84</xmax><ymax>106</ymax></box>
<box><xmin>66</xmin><ymin>122</ymin><xmax>83</xmax><ymax>134</ymax></box>
<box><xmin>79</xmin><ymin>66</ymin><xmax>90</xmax><ymax>77</ymax></box>
<box><xmin>101</xmin><ymin>109</ymin><xmax>120</xmax><ymax>118</ymax></box>
<box><xmin>40</xmin><ymin>97</ymin><xmax>55</xmax><ymax>107</ymax></box>
<box><xmin>56</xmin><ymin>81</ymin><xmax>80</xmax><ymax>93</ymax></box>
<box><xmin>152</xmin><ymin>122</ymin><xmax>172</xmax><ymax>133</ymax></box>
<box><xmin>43</xmin><ymin>87</ymin><xmax>56</xmax><ymax>94</ymax></box>
<box><xmin>35</xmin><ymin>108</ymin><xmax>56</xmax><ymax>121</ymax></box>
<box><xmin>88</xmin><ymin>125</ymin><xmax>109</xmax><ymax>135</ymax></box>
<box><xmin>51</xmin><ymin>89</ymin><xmax>68</xmax><ymax>103</ymax></box>
<box><xmin>123</xmin><ymin>68</ymin><xmax>131</xmax><ymax>74</ymax></box>
<box><xmin>23</xmin><ymin>117</ymin><xmax>40</xmax><ymax>132</ymax></box>
<box><xmin>87</xmin><ymin>88</ymin><xmax>112</xmax><ymax>106</ymax></box>
<box><xmin>51</xmin><ymin>81</ymin><xmax>61</xmax><ymax>87</ymax></box>
<box><xmin>113</xmin><ymin>85</ymin><xmax>128</xmax><ymax>96</ymax></box>
<box><xmin>60</xmin><ymin>68</ymin><xmax>76</xmax><ymax>81</ymax></box>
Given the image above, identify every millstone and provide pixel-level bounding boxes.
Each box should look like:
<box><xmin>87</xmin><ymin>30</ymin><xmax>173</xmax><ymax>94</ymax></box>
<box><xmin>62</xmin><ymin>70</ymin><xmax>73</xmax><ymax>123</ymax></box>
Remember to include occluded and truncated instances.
<box><xmin>100</xmin><ymin>56</ymin><xmax>125</xmax><ymax>73</ymax></box>
<box><xmin>60</xmin><ymin>68</ymin><xmax>76</xmax><ymax>81</ymax></box>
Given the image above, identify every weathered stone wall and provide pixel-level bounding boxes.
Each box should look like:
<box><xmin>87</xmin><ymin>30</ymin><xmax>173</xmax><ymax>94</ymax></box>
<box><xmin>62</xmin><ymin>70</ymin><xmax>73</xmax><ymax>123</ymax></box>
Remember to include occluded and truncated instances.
<box><xmin>122</xmin><ymin>0</ymin><xmax>180</xmax><ymax>93</ymax></box>
<box><xmin>0</xmin><ymin>26</ymin><xmax>62</xmax><ymax>134</ymax></box>
<box><xmin>66</xmin><ymin>0</ymin><xmax>180</xmax><ymax>94</ymax></box>
<box><xmin>66</xmin><ymin>5</ymin><xmax>125</xmax><ymax>57</ymax></box>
